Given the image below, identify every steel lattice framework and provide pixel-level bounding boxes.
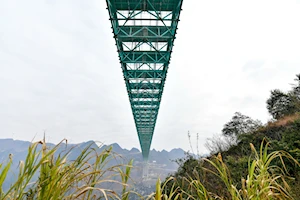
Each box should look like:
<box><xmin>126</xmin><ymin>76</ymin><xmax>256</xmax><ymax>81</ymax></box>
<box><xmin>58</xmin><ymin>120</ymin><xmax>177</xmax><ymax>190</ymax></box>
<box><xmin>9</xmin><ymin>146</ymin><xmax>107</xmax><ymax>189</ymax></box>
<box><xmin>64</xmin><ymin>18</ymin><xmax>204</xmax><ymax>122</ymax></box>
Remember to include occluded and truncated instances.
<box><xmin>106</xmin><ymin>0</ymin><xmax>183</xmax><ymax>160</ymax></box>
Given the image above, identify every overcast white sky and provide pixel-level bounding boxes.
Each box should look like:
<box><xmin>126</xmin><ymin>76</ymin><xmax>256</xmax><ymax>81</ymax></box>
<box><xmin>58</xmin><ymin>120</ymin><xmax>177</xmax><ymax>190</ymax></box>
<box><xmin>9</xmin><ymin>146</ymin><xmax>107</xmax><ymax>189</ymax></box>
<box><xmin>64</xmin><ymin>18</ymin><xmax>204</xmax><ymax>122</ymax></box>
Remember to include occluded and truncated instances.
<box><xmin>0</xmin><ymin>0</ymin><xmax>300</xmax><ymax>153</ymax></box>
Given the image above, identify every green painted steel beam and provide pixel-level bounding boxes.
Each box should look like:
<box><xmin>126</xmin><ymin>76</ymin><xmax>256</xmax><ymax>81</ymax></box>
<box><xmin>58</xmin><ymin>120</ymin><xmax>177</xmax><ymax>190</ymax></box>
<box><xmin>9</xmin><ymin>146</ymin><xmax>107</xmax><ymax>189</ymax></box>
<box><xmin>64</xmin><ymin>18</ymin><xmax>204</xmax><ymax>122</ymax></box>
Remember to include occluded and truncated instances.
<box><xmin>131</xmin><ymin>93</ymin><xmax>160</xmax><ymax>99</ymax></box>
<box><xmin>125</xmin><ymin>70</ymin><xmax>166</xmax><ymax>79</ymax></box>
<box><xmin>109</xmin><ymin>0</ymin><xmax>181</xmax><ymax>11</ymax></box>
<box><xmin>106</xmin><ymin>0</ymin><xmax>183</xmax><ymax>160</ymax></box>
<box><xmin>120</xmin><ymin>51</ymin><xmax>170</xmax><ymax>63</ymax></box>
<box><xmin>129</xmin><ymin>83</ymin><xmax>161</xmax><ymax>89</ymax></box>
<box><xmin>132</xmin><ymin>107</ymin><xmax>158</xmax><ymax>111</ymax></box>
<box><xmin>116</xmin><ymin>26</ymin><xmax>175</xmax><ymax>42</ymax></box>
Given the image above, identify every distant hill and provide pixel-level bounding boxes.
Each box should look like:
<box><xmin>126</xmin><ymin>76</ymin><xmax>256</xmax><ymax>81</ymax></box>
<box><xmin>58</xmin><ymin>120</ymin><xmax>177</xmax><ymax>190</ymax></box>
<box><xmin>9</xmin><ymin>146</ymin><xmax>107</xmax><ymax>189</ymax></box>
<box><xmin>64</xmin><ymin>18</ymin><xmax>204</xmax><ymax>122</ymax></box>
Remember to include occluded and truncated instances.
<box><xmin>0</xmin><ymin>138</ymin><xmax>187</xmax><ymax>191</ymax></box>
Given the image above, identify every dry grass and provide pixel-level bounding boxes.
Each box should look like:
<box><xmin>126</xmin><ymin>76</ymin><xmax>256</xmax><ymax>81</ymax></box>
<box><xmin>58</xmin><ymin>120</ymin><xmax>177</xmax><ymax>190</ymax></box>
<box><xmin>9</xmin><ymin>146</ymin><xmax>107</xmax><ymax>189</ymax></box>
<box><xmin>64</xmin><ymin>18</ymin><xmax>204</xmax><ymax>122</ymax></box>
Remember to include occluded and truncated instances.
<box><xmin>1</xmin><ymin>139</ymin><xmax>299</xmax><ymax>200</ymax></box>
<box><xmin>161</xmin><ymin>140</ymin><xmax>300</xmax><ymax>200</ymax></box>
<box><xmin>267</xmin><ymin>113</ymin><xmax>300</xmax><ymax>127</ymax></box>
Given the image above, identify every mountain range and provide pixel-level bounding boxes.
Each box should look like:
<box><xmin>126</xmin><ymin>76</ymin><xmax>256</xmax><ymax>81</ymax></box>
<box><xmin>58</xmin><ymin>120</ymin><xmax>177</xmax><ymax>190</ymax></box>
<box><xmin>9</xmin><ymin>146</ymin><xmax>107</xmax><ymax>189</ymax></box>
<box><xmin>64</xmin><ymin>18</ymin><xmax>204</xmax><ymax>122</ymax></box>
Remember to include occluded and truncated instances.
<box><xmin>0</xmin><ymin>138</ymin><xmax>187</xmax><ymax>192</ymax></box>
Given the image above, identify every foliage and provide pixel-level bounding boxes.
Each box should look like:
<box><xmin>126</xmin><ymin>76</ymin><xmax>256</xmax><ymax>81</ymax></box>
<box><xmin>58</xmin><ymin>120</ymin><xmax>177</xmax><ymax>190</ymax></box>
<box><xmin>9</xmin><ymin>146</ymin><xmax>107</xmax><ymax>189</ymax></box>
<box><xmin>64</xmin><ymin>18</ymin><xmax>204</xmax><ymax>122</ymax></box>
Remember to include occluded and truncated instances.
<box><xmin>203</xmin><ymin>113</ymin><xmax>262</xmax><ymax>155</ymax></box>
<box><xmin>161</xmin><ymin>74</ymin><xmax>300</xmax><ymax>199</ymax></box>
<box><xmin>204</xmin><ymin>134</ymin><xmax>237</xmax><ymax>154</ymax></box>
<box><xmin>291</xmin><ymin>74</ymin><xmax>300</xmax><ymax>100</ymax></box>
<box><xmin>162</xmin><ymin>140</ymin><xmax>299</xmax><ymax>199</ymax></box>
<box><xmin>0</xmin><ymin>139</ymin><xmax>134</xmax><ymax>200</ymax></box>
<box><xmin>222</xmin><ymin>112</ymin><xmax>262</xmax><ymax>137</ymax></box>
<box><xmin>266</xmin><ymin>89</ymin><xmax>296</xmax><ymax>120</ymax></box>
<box><xmin>267</xmin><ymin>74</ymin><xmax>300</xmax><ymax>119</ymax></box>
<box><xmin>6</xmin><ymin>139</ymin><xmax>297</xmax><ymax>200</ymax></box>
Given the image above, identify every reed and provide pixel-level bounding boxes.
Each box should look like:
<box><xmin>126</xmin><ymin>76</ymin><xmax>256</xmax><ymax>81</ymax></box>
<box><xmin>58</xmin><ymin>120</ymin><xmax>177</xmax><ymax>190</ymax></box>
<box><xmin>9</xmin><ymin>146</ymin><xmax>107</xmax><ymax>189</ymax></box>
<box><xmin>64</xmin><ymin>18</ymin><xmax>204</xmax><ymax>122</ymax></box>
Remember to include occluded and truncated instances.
<box><xmin>0</xmin><ymin>139</ymin><xmax>133</xmax><ymax>200</ymax></box>
<box><xmin>0</xmin><ymin>139</ymin><xmax>298</xmax><ymax>200</ymax></box>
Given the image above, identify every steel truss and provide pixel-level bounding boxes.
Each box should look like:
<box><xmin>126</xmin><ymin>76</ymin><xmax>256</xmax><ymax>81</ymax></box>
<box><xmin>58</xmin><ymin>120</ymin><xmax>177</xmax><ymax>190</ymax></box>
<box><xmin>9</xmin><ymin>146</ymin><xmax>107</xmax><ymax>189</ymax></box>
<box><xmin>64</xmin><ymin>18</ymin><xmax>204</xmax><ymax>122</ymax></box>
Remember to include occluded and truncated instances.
<box><xmin>106</xmin><ymin>0</ymin><xmax>183</xmax><ymax>160</ymax></box>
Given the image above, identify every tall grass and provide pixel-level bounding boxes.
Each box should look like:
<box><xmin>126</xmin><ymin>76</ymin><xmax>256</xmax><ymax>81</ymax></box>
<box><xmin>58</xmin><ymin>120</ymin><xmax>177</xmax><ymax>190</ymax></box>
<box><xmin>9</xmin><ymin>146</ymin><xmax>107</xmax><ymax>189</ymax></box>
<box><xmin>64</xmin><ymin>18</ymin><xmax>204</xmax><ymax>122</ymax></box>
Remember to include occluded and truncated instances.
<box><xmin>164</xmin><ymin>139</ymin><xmax>300</xmax><ymax>200</ymax></box>
<box><xmin>0</xmin><ymin>139</ymin><xmax>299</xmax><ymax>200</ymax></box>
<box><xmin>0</xmin><ymin>139</ymin><xmax>133</xmax><ymax>200</ymax></box>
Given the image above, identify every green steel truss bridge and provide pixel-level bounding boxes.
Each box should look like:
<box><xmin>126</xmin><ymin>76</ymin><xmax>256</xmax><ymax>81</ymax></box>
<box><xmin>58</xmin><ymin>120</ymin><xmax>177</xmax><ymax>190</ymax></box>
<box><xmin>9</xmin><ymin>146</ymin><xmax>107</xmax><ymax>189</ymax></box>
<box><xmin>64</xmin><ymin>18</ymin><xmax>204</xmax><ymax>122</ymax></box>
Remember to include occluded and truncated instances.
<box><xmin>106</xmin><ymin>0</ymin><xmax>183</xmax><ymax>160</ymax></box>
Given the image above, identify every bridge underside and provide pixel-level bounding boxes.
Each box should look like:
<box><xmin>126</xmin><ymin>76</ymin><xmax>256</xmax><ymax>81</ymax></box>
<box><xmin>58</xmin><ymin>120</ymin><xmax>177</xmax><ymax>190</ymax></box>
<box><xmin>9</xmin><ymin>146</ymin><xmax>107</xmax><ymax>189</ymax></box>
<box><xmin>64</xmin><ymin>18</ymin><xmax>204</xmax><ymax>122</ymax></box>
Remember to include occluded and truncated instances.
<box><xmin>106</xmin><ymin>0</ymin><xmax>183</xmax><ymax>160</ymax></box>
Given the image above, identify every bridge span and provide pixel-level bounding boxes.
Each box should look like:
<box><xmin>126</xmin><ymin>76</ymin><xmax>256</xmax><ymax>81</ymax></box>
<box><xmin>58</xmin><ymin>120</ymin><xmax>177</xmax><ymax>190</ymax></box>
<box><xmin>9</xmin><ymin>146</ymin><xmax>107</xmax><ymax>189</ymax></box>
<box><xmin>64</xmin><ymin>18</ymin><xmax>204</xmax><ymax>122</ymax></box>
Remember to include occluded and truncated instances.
<box><xmin>106</xmin><ymin>0</ymin><xmax>184</xmax><ymax>160</ymax></box>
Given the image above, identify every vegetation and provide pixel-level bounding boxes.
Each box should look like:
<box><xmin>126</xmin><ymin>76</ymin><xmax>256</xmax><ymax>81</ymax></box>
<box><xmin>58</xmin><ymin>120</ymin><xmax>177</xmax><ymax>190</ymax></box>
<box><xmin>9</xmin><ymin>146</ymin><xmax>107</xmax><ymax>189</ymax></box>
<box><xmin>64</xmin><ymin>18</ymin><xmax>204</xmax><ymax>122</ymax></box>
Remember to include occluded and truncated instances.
<box><xmin>1</xmin><ymin>74</ymin><xmax>300</xmax><ymax>199</ymax></box>
<box><xmin>2</xmin><ymin>139</ymin><xmax>298</xmax><ymax>200</ymax></box>
<box><xmin>0</xmin><ymin>139</ymin><xmax>134</xmax><ymax>200</ymax></box>
<box><xmin>267</xmin><ymin>74</ymin><xmax>300</xmax><ymax>120</ymax></box>
<box><xmin>162</xmin><ymin>74</ymin><xmax>300</xmax><ymax>199</ymax></box>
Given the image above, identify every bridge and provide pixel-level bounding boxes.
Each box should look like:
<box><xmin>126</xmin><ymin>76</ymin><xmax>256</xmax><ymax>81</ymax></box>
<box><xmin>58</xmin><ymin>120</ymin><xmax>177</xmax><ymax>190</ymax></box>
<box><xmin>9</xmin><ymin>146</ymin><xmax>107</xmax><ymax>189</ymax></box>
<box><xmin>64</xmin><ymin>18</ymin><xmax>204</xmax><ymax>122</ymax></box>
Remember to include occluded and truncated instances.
<box><xmin>106</xmin><ymin>0</ymin><xmax>184</xmax><ymax>160</ymax></box>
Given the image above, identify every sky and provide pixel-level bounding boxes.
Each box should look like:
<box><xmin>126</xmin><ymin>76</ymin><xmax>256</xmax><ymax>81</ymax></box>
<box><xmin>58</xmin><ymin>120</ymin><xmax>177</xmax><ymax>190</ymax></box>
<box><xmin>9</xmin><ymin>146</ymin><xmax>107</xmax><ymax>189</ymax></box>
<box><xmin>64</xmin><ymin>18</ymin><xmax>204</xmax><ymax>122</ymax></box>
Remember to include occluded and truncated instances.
<box><xmin>0</xmin><ymin>0</ymin><xmax>300</xmax><ymax>153</ymax></box>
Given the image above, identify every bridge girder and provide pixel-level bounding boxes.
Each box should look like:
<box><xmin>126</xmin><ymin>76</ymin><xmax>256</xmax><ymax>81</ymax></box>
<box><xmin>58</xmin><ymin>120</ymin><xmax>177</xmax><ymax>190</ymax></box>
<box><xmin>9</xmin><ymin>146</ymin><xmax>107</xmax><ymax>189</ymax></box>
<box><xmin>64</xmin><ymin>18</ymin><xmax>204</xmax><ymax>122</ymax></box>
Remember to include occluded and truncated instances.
<box><xmin>106</xmin><ymin>0</ymin><xmax>183</xmax><ymax>160</ymax></box>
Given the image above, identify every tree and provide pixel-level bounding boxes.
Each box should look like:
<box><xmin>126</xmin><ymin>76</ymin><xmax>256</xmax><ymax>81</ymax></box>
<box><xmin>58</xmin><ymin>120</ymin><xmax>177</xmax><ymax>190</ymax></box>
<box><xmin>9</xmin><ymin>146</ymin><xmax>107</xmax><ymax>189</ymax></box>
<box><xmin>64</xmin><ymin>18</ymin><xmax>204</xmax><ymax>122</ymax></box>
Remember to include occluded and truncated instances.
<box><xmin>205</xmin><ymin>134</ymin><xmax>232</xmax><ymax>154</ymax></box>
<box><xmin>267</xmin><ymin>74</ymin><xmax>300</xmax><ymax>120</ymax></box>
<box><xmin>291</xmin><ymin>74</ymin><xmax>300</xmax><ymax>101</ymax></box>
<box><xmin>222</xmin><ymin>112</ymin><xmax>262</xmax><ymax>137</ymax></box>
<box><xmin>267</xmin><ymin>89</ymin><xmax>297</xmax><ymax>119</ymax></box>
